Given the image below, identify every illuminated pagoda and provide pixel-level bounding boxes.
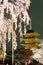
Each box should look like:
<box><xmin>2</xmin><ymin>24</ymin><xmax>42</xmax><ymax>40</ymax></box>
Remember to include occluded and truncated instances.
<box><xmin>21</xmin><ymin>20</ymin><xmax>39</xmax><ymax>49</ymax></box>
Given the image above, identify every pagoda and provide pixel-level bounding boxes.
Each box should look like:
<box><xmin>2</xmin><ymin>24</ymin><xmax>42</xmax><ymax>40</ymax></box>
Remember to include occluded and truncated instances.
<box><xmin>20</xmin><ymin>20</ymin><xmax>39</xmax><ymax>49</ymax></box>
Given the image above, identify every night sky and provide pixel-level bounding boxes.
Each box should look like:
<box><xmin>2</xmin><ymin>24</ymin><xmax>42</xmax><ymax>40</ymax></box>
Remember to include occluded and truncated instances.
<box><xmin>29</xmin><ymin>0</ymin><xmax>43</xmax><ymax>39</ymax></box>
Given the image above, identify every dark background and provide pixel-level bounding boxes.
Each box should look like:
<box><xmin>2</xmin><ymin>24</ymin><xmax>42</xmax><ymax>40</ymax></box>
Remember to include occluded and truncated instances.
<box><xmin>29</xmin><ymin>0</ymin><xmax>43</xmax><ymax>39</ymax></box>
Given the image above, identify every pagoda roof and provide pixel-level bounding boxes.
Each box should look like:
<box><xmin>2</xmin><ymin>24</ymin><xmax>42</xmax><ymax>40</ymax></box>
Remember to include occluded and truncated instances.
<box><xmin>26</xmin><ymin>29</ymin><xmax>34</xmax><ymax>33</ymax></box>
<box><xmin>23</xmin><ymin>30</ymin><xmax>39</xmax><ymax>37</ymax></box>
<box><xmin>22</xmin><ymin>38</ymin><xmax>38</xmax><ymax>43</ymax></box>
<box><xmin>21</xmin><ymin>43</ymin><xmax>38</xmax><ymax>49</ymax></box>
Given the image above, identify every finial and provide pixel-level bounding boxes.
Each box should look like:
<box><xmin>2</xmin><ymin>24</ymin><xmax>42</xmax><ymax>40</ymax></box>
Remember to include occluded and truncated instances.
<box><xmin>29</xmin><ymin>18</ymin><xmax>32</xmax><ymax>30</ymax></box>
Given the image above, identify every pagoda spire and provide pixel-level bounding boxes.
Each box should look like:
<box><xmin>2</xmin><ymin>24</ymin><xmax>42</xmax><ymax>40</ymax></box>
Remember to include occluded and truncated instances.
<box><xmin>29</xmin><ymin>18</ymin><xmax>32</xmax><ymax>30</ymax></box>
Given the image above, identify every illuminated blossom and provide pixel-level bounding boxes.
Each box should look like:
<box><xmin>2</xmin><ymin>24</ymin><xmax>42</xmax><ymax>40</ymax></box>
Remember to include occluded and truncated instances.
<box><xmin>0</xmin><ymin>0</ymin><xmax>30</xmax><ymax>53</ymax></box>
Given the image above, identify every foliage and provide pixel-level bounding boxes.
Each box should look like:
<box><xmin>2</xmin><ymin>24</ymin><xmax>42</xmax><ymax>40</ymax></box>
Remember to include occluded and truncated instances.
<box><xmin>0</xmin><ymin>49</ymin><xmax>3</xmax><ymax>55</ymax></box>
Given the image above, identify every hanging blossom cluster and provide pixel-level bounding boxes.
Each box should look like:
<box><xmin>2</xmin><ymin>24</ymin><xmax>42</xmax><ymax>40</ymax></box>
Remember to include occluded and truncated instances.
<box><xmin>0</xmin><ymin>0</ymin><xmax>31</xmax><ymax>52</ymax></box>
